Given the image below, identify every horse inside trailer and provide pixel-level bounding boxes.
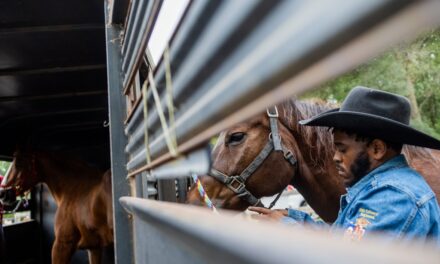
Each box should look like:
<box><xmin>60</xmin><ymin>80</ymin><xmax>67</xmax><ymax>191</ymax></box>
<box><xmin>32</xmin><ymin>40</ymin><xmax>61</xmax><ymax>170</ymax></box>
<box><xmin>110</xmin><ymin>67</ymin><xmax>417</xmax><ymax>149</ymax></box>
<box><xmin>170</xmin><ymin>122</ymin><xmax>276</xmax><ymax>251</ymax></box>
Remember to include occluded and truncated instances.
<box><xmin>0</xmin><ymin>0</ymin><xmax>109</xmax><ymax>263</ymax></box>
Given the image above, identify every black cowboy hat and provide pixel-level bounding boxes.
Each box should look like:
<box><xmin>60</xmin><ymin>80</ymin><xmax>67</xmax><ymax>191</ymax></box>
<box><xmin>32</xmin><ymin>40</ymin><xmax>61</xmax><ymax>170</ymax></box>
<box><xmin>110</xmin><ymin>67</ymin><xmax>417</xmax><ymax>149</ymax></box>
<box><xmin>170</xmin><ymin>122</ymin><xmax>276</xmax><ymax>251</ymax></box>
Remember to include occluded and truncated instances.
<box><xmin>299</xmin><ymin>86</ymin><xmax>440</xmax><ymax>150</ymax></box>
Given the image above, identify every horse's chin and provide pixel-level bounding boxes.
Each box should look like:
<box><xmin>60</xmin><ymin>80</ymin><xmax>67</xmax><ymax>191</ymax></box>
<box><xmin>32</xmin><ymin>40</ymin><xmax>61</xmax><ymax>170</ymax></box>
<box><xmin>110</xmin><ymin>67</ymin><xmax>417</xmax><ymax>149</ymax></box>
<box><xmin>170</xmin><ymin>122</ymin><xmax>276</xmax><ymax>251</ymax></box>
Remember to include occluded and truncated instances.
<box><xmin>217</xmin><ymin>197</ymin><xmax>249</xmax><ymax>211</ymax></box>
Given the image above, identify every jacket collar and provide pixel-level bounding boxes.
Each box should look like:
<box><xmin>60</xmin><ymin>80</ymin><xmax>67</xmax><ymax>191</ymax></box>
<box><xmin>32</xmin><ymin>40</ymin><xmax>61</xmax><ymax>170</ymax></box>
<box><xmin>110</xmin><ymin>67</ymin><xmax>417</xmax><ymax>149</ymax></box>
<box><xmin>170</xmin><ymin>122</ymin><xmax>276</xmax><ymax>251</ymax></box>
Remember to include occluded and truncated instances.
<box><xmin>345</xmin><ymin>154</ymin><xmax>408</xmax><ymax>203</ymax></box>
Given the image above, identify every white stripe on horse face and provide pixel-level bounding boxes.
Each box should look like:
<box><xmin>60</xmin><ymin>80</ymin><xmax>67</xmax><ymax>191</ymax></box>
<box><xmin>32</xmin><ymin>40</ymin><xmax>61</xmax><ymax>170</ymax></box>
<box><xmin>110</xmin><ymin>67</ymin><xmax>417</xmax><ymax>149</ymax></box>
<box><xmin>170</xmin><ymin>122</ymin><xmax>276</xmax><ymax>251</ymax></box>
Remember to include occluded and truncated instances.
<box><xmin>0</xmin><ymin>162</ymin><xmax>13</xmax><ymax>188</ymax></box>
<box><xmin>212</xmin><ymin>132</ymin><xmax>226</xmax><ymax>154</ymax></box>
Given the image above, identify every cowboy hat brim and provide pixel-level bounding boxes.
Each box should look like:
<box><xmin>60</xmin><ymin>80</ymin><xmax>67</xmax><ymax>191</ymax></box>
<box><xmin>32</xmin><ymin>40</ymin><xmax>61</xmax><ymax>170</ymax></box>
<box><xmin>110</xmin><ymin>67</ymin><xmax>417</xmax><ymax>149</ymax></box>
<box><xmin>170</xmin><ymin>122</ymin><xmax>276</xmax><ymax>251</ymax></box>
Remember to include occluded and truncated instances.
<box><xmin>299</xmin><ymin>109</ymin><xmax>440</xmax><ymax>150</ymax></box>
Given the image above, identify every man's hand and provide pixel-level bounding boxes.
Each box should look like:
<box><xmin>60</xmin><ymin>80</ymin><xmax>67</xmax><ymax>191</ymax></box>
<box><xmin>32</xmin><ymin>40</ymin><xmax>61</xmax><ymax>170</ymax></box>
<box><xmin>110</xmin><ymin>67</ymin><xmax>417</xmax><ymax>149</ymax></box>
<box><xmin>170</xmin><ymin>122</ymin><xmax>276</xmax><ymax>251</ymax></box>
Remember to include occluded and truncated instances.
<box><xmin>248</xmin><ymin>207</ymin><xmax>288</xmax><ymax>222</ymax></box>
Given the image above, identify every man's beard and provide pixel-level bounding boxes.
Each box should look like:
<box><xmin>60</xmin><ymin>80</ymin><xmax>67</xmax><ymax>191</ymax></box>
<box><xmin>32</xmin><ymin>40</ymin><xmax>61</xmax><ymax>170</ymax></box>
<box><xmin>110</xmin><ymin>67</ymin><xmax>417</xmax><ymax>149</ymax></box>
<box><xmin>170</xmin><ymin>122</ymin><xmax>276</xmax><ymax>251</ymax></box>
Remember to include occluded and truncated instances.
<box><xmin>348</xmin><ymin>151</ymin><xmax>371</xmax><ymax>187</ymax></box>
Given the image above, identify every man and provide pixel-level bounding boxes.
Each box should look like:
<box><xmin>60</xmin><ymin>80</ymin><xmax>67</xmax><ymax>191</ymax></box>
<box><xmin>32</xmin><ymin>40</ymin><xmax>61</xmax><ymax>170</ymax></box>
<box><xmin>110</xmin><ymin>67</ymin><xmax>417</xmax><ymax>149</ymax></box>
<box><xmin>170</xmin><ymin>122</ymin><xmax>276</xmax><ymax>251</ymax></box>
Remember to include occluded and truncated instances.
<box><xmin>250</xmin><ymin>86</ymin><xmax>440</xmax><ymax>244</ymax></box>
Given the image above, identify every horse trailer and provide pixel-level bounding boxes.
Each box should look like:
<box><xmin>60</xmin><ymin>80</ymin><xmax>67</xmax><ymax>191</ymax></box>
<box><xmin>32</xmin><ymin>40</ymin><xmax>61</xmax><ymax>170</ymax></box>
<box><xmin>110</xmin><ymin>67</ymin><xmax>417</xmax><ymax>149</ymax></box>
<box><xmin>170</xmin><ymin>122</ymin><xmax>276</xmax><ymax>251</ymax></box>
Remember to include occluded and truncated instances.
<box><xmin>1</xmin><ymin>0</ymin><xmax>440</xmax><ymax>263</ymax></box>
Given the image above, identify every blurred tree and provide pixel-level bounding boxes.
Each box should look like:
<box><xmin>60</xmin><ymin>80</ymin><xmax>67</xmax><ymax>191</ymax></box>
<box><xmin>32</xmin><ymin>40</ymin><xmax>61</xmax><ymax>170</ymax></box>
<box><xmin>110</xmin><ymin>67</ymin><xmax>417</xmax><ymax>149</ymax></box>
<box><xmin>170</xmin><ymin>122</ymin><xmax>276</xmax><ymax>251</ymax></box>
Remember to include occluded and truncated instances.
<box><xmin>303</xmin><ymin>29</ymin><xmax>440</xmax><ymax>139</ymax></box>
<box><xmin>0</xmin><ymin>161</ymin><xmax>10</xmax><ymax>176</ymax></box>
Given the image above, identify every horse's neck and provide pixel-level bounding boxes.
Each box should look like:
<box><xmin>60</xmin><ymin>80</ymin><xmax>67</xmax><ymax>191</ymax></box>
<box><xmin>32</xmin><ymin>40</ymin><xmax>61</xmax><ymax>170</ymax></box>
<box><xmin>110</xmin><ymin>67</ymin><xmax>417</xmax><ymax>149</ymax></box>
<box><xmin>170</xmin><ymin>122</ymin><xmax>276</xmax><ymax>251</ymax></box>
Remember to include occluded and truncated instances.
<box><xmin>403</xmin><ymin>147</ymin><xmax>440</xmax><ymax>203</ymax></box>
<box><xmin>37</xmin><ymin>154</ymin><xmax>100</xmax><ymax>204</ymax></box>
<box><xmin>292</xmin><ymin>132</ymin><xmax>345</xmax><ymax>222</ymax></box>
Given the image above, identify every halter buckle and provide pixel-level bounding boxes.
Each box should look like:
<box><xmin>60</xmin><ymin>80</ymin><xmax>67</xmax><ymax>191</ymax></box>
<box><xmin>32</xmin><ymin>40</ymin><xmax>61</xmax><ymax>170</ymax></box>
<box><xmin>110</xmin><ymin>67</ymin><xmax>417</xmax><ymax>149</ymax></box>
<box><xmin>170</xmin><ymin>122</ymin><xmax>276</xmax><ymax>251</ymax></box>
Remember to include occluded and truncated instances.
<box><xmin>283</xmin><ymin>150</ymin><xmax>297</xmax><ymax>166</ymax></box>
<box><xmin>266</xmin><ymin>107</ymin><xmax>279</xmax><ymax>118</ymax></box>
<box><xmin>226</xmin><ymin>176</ymin><xmax>246</xmax><ymax>193</ymax></box>
<box><xmin>284</xmin><ymin>150</ymin><xmax>293</xmax><ymax>159</ymax></box>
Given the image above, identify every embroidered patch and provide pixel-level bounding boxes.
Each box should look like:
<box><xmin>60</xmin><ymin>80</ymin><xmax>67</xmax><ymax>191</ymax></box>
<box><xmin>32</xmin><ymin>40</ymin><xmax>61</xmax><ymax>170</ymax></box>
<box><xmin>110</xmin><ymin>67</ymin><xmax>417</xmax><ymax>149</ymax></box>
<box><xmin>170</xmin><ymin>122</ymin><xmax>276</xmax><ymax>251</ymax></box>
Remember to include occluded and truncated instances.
<box><xmin>344</xmin><ymin>217</ymin><xmax>371</xmax><ymax>241</ymax></box>
<box><xmin>358</xmin><ymin>208</ymin><xmax>378</xmax><ymax>220</ymax></box>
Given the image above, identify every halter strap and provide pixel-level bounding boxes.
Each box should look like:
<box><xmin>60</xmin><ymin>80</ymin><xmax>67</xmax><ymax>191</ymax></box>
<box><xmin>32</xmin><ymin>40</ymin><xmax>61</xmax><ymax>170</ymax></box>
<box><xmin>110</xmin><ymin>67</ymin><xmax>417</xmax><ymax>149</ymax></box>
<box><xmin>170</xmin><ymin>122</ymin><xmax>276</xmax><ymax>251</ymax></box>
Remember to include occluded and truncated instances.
<box><xmin>267</xmin><ymin>107</ymin><xmax>282</xmax><ymax>151</ymax></box>
<box><xmin>208</xmin><ymin>106</ymin><xmax>298</xmax><ymax>207</ymax></box>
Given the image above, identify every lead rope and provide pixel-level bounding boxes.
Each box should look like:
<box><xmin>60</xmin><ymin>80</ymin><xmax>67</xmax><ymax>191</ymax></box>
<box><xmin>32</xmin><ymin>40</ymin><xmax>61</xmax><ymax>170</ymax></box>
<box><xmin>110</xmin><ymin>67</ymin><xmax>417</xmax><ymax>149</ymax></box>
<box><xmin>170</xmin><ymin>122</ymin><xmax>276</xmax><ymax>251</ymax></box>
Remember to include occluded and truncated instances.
<box><xmin>146</xmin><ymin>46</ymin><xmax>179</xmax><ymax>157</ymax></box>
<box><xmin>164</xmin><ymin>46</ymin><xmax>178</xmax><ymax>151</ymax></box>
<box><xmin>267</xmin><ymin>190</ymin><xmax>283</xmax><ymax>209</ymax></box>
<box><xmin>191</xmin><ymin>173</ymin><xmax>218</xmax><ymax>213</ymax></box>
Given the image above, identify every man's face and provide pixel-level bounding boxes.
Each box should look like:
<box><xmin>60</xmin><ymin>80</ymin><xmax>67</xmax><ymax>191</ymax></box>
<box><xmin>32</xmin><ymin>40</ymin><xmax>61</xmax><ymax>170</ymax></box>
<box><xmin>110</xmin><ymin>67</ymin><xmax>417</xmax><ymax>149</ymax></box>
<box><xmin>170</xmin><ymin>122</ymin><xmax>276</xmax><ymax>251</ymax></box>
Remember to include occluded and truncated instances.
<box><xmin>333</xmin><ymin>130</ymin><xmax>372</xmax><ymax>187</ymax></box>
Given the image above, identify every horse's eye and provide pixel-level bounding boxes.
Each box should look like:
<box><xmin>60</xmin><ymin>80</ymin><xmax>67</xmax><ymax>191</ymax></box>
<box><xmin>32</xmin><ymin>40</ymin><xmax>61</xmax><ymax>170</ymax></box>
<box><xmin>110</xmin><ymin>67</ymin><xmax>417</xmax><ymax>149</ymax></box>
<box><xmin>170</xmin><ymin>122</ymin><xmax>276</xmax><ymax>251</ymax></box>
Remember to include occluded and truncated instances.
<box><xmin>228</xmin><ymin>132</ymin><xmax>246</xmax><ymax>145</ymax></box>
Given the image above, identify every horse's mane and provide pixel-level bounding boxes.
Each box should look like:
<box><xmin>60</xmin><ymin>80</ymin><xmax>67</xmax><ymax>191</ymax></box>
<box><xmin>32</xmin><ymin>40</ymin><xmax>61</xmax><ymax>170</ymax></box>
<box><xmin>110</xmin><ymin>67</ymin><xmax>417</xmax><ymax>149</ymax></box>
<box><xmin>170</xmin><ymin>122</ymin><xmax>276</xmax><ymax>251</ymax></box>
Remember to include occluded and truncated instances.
<box><xmin>279</xmin><ymin>98</ymin><xmax>336</xmax><ymax>169</ymax></box>
<box><xmin>403</xmin><ymin>145</ymin><xmax>440</xmax><ymax>168</ymax></box>
<box><xmin>278</xmin><ymin>98</ymin><xmax>440</xmax><ymax>169</ymax></box>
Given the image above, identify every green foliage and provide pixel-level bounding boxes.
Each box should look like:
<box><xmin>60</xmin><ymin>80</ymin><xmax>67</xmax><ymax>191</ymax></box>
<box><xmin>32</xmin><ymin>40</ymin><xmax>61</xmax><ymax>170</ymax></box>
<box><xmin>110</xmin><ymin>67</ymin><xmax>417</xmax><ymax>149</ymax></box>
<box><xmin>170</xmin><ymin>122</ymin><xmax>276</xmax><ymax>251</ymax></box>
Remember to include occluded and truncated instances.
<box><xmin>0</xmin><ymin>160</ymin><xmax>10</xmax><ymax>176</ymax></box>
<box><xmin>303</xmin><ymin>30</ymin><xmax>440</xmax><ymax>139</ymax></box>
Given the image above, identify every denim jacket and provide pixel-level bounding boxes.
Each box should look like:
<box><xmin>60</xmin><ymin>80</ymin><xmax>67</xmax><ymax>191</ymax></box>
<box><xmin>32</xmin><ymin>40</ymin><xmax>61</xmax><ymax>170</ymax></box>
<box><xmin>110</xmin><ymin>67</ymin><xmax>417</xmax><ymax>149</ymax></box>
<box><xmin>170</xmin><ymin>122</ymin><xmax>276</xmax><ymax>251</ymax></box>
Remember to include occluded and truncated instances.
<box><xmin>282</xmin><ymin>155</ymin><xmax>440</xmax><ymax>244</ymax></box>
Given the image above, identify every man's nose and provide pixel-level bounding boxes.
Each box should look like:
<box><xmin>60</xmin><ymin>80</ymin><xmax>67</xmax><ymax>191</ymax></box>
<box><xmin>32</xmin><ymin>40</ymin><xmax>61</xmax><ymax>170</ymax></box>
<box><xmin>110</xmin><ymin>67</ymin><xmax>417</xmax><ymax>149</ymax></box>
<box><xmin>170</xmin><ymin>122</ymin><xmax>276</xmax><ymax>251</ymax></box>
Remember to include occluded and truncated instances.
<box><xmin>333</xmin><ymin>152</ymin><xmax>342</xmax><ymax>163</ymax></box>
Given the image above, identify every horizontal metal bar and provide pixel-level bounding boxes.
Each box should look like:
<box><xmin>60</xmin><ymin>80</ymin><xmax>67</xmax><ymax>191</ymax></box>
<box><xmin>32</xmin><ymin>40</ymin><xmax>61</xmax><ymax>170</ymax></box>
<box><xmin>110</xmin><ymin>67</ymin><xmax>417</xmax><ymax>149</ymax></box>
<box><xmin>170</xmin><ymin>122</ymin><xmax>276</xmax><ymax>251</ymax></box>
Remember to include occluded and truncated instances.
<box><xmin>121</xmin><ymin>0</ymin><xmax>141</xmax><ymax>53</ymax></box>
<box><xmin>125</xmin><ymin>0</ymin><xmax>275</xmax><ymax>170</ymax></box>
<box><xmin>125</xmin><ymin>96</ymin><xmax>144</xmax><ymax>133</ymax></box>
<box><xmin>127</xmin><ymin>0</ymin><xmax>255</xmax><ymax>143</ymax></box>
<box><xmin>128</xmin><ymin>147</ymin><xmax>210</xmax><ymax>178</ymax></box>
<box><xmin>122</xmin><ymin>1</ymin><xmax>162</xmax><ymax>91</ymax></box>
<box><xmin>128</xmin><ymin>0</ymin><xmax>440</xmax><ymax>173</ymax></box>
<box><xmin>124</xmin><ymin>46</ymin><xmax>157</xmax><ymax>130</ymax></box>
<box><xmin>124</xmin><ymin>106</ymin><xmax>148</xmax><ymax>154</ymax></box>
<box><xmin>128</xmin><ymin>0</ymin><xmax>408</xmax><ymax>170</ymax></box>
<box><xmin>121</xmin><ymin>0</ymin><xmax>152</xmax><ymax>66</ymax></box>
<box><xmin>120</xmin><ymin>197</ymin><xmax>440</xmax><ymax>264</ymax></box>
<box><xmin>124</xmin><ymin>0</ymin><xmax>214</xmax><ymax>136</ymax></box>
<box><xmin>125</xmin><ymin>0</ymin><xmax>261</xmax><ymax>156</ymax></box>
<box><xmin>142</xmin><ymin>0</ymin><xmax>262</xmax><ymax>131</ymax></box>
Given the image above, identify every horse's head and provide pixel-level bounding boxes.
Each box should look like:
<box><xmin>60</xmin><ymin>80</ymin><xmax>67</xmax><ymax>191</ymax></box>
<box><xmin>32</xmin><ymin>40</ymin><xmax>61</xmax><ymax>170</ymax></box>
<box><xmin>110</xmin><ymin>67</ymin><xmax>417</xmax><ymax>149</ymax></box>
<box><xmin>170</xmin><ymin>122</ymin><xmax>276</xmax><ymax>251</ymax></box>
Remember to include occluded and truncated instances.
<box><xmin>0</xmin><ymin>150</ymin><xmax>40</xmax><ymax>206</ymax></box>
<box><xmin>187</xmin><ymin>107</ymin><xmax>300</xmax><ymax>210</ymax></box>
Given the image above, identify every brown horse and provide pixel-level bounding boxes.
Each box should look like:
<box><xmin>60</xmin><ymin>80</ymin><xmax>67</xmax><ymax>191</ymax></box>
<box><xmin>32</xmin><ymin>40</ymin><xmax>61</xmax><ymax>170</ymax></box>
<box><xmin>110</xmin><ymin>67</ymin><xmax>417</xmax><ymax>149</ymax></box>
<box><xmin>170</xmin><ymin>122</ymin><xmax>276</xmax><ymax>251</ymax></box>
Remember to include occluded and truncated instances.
<box><xmin>187</xmin><ymin>99</ymin><xmax>440</xmax><ymax>222</ymax></box>
<box><xmin>0</xmin><ymin>149</ymin><xmax>113</xmax><ymax>264</ymax></box>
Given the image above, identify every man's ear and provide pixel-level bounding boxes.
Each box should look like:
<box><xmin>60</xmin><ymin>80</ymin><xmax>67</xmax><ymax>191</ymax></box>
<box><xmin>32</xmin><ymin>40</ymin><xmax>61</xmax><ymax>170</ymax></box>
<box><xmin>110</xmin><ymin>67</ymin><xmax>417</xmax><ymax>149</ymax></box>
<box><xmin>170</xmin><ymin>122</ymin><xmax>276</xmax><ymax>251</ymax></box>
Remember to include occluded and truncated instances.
<box><xmin>367</xmin><ymin>139</ymin><xmax>387</xmax><ymax>161</ymax></box>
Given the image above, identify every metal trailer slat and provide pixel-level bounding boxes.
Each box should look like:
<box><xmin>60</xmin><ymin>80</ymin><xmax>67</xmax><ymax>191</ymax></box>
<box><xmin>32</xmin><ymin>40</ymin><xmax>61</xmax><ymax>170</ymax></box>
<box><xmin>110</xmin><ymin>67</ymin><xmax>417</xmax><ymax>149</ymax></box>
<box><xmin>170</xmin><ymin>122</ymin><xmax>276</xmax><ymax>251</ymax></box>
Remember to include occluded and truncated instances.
<box><xmin>145</xmin><ymin>147</ymin><xmax>210</xmax><ymax>181</ymax></box>
<box><xmin>121</xmin><ymin>0</ymin><xmax>153</xmax><ymax>72</ymax></box>
<box><xmin>124</xmin><ymin>0</ymin><xmax>218</xmax><ymax>156</ymax></box>
<box><xmin>138</xmin><ymin>0</ymin><xmax>267</xmax><ymax>136</ymax></box>
<box><xmin>124</xmin><ymin>0</ymin><xmax>213</xmax><ymax>137</ymax></box>
<box><xmin>126</xmin><ymin>0</ymin><xmax>409</xmax><ymax>173</ymax></box>
<box><xmin>122</xmin><ymin>1</ymin><xmax>162</xmax><ymax>91</ymax></box>
<box><xmin>121</xmin><ymin>0</ymin><xmax>144</xmax><ymax>57</ymax></box>
<box><xmin>124</xmin><ymin>0</ymin><xmax>265</xmax><ymax>159</ymax></box>
<box><xmin>120</xmin><ymin>197</ymin><xmax>440</xmax><ymax>264</ymax></box>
